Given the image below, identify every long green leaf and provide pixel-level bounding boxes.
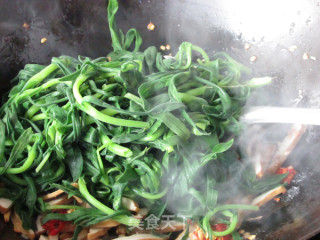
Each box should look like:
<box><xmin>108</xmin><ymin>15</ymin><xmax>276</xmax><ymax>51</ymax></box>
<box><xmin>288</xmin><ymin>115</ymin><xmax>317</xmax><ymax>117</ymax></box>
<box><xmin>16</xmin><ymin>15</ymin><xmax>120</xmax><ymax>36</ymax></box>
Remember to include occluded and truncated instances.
<box><xmin>0</xmin><ymin>128</ymin><xmax>32</xmax><ymax>174</ymax></box>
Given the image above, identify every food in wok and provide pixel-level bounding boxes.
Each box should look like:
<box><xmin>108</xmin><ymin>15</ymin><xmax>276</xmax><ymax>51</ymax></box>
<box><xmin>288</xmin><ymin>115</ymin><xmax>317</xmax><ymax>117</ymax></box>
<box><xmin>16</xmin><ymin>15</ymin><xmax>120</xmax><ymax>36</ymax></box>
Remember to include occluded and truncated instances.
<box><xmin>0</xmin><ymin>1</ymin><xmax>303</xmax><ymax>239</ymax></box>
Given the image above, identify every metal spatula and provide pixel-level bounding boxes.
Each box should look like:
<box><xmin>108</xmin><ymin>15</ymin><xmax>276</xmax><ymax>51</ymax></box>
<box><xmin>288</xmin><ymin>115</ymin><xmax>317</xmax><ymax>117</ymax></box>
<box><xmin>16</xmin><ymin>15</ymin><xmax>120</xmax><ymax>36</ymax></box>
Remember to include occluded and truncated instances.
<box><xmin>241</xmin><ymin>106</ymin><xmax>320</xmax><ymax>125</ymax></box>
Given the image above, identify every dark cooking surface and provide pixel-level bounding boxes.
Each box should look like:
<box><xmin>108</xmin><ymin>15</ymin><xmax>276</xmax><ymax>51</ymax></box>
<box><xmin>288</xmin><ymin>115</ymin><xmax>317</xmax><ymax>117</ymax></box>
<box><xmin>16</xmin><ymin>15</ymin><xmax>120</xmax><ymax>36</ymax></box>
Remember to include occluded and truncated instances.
<box><xmin>1</xmin><ymin>0</ymin><xmax>320</xmax><ymax>239</ymax></box>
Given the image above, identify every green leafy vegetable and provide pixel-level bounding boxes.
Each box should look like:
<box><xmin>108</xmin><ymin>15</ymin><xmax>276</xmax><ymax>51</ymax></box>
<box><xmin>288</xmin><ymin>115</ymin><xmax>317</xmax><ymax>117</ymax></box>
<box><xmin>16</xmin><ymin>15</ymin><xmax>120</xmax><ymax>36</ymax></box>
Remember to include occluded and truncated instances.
<box><xmin>0</xmin><ymin>0</ymin><xmax>275</xmax><ymax>239</ymax></box>
<box><xmin>66</xmin><ymin>146</ymin><xmax>84</xmax><ymax>182</ymax></box>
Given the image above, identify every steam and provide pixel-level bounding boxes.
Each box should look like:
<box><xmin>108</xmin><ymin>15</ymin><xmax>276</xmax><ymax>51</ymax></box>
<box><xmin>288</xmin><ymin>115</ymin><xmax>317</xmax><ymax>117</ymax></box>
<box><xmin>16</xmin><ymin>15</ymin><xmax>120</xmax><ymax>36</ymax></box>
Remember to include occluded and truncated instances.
<box><xmin>156</xmin><ymin>1</ymin><xmax>320</xmax><ymax>237</ymax></box>
<box><xmin>242</xmin><ymin>107</ymin><xmax>320</xmax><ymax>125</ymax></box>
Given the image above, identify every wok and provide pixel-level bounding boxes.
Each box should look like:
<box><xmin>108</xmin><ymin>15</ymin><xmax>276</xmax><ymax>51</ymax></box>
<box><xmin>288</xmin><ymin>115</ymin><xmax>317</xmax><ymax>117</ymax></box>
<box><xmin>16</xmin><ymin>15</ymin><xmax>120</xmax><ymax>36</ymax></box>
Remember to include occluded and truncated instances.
<box><xmin>0</xmin><ymin>0</ymin><xmax>320</xmax><ymax>239</ymax></box>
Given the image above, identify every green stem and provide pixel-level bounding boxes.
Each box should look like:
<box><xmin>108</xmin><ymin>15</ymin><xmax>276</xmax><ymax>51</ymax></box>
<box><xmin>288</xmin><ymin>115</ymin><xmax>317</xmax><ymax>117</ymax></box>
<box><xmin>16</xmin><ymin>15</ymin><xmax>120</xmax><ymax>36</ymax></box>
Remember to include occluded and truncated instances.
<box><xmin>132</xmin><ymin>186</ymin><xmax>168</xmax><ymax>200</ymax></box>
<box><xmin>184</xmin><ymin>86</ymin><xmax>208</xmax><ymax>96</ymax></box>
<box><xmin>73</xmin><ymin>74</ymin><xmax>149</xmax><ymax>128</ymax></box>
<box><xmin>78</xmin><ymin>177</ymin><xmax>115</xmax><ymax>215</ymax></box>
<box><xmin>124</xmin><ymin>93</ymin><xmax>144</xmax><ymax>106</ymax></box>
<box><xmin>84</xmin><ymin>102</ymin><xmax>149</xmax><ymax>128</ymax></box>
<box><xmin>78</xmin><ymin>177</ymin><xmax>139</xmax><ymax>226</ymax></box>
<box><xmin>16</xmin><ymin>78</ymin><xmax>63</xmax><ymax>104</ymax></box>
<box><xmin>41</xmin><ymin>78</ymin><xmax>62</xmax><ymax>89</ymax></box>
<box><xmin>62</xmin><ymin>102</ymin><xmax>71</xmax><ymax>110</ymax></box>
<box><xmin>36</xmin><ymin>150</ymin><xmax>52</xmax><ymax>173</ymax></box>
<box><xmin>203</xmin><ymin>204</ymin><xmax>259</xmax><ymax>238</ymax></box>
<box><xmin>22</xmin><ymin>64</ymin><xmax>58</xmax><ymax>91</ymax></box>
<box><xmin>96</xmin><ymin>146</ymin><xmax>109</xmax><ymax>185</ymax></box>
<box><xmin>140</xmin><ymin>125</ymin><xmax>165</xmax><ymax>142</ymax></box>
<box><xmin>31</xmin><ymin>113</ymin><xmax>49</xmax><ymax>122</ymax></box>
<box><xmin>5</xmin><ymin>142</ymin><xmax>37</xmax><ymax>174</ymax></box>
<box><xmin>84</xmin><ymin>109</ymin><xmax>118</xmax><ymax>126</ymax></box>
<box><xmin>6</xmin><ymin>174</ymin><xmax>28</xmax><ymax>185</ymax></box>
<box><xmin>212</xmin><ymin>211</ymin><xmax>238</xmax><ymax>237</ymax></box>
<box><xmin>15</xmin><ymin>88</ymin><xmax>42</xmax><ymax>103</ymax></box>
<box><xmin>53</xmin><ymin>162</ymin><xmax>65</xmax><ymax>179</ymax></box>
<box><xmin>45</xmin><ymin>205</ymin><xmax>82</xmax><ymax>210</ymax></box>
<box><xmin>100</xmin><ymin>134</ymin><xmax>133</xmax><ymax>158</ymax></box>
<box><xmin>25</xmin><ymin>104</ymin><xmax>41</xmax><ymax>118</ymax></box>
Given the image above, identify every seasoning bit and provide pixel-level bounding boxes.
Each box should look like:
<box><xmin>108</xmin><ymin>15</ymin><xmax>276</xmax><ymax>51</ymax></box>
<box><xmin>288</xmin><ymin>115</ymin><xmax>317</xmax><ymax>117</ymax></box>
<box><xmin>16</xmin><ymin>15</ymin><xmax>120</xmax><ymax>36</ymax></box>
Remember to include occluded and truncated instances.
<box><xmin>238</xmin><ymin>229</ymin><xmax>245</xmax><ymax>234</ymax></box>
<box><xmin>247</xmin><ymin>216</ymin><xmax>263</xmax><ymax>221</ymax></box>
<box><xmin>160</xmin><ymin>45</ymin><xmax>166</xmax><ymax>51</ymax></box>
<box><xmin>243</xmin><ymin>232</ymin><xmax>251</xmax><ymax>239</ymax></box>
<box><xmin>22</xmin><ymin>22</ymin><xmax>30</xmax><ymax>29</ymax></box>
<box><xmin>244</xmin><ymin>43</ymin><xmax>251</xmax><ymax>50</ymax></box>
<box><xmin>40</xmin><ymin>38</ymin><xmax>47</xmax><ymax>44</ymax></box>
<box><xmin>310</xmin><ymin>56</ymin><xmax>317</xmax><ymax>61</ymax></box>
<box><xmin>250</xmin><ymin>55</ymin><xmax>257</xmax><ymax>63</ymax></box>
<box><xmin>274</xmin><ymin>197</ymin><xmax>280</xmax><ymax>202</ymax></box>
<box><xmin>248</xmin><ymin>235</ymin><xmax>256</xmax><ymax>240</ymax></box>
<box><xmin>288</xmin><ymin>45</ymin><xmax>297</xmax><ymax>52</ymax></box>
<box><xmin>107</xmin><ymin>56</ymin><xmax>112</xmax><ymax>62</ymax></box>
<box><xmin>147</xmin><ymin>22</ymin><xmax>155</xmax><ymax>31</ymax></box>
<box><xmin>302</xmin><ymin>52</ymin><xmax>309</xmax><ymax>60</ymax></box>
<box><xmin>165</xmin><ymin>44</ymin><xmax>171</xmax><ymax>50</ymax></box>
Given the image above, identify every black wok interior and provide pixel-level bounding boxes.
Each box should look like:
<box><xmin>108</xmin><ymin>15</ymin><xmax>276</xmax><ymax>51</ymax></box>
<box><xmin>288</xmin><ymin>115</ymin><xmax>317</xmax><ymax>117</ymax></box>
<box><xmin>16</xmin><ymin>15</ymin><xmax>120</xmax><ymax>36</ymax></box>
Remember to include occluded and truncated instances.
<box><xmin>1</xmin><ymin>0</ymin><xmax>320</xmax><ymax>239</ymax></box>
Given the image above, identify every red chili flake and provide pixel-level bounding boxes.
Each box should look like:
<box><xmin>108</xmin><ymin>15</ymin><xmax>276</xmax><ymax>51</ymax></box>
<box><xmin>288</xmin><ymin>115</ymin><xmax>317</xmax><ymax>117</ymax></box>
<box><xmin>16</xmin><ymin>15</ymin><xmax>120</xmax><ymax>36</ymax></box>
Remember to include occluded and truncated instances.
<box><xmin>42</xmin><ymin>209</ymin><xmax>68</xmax><ymax>235</ymax></box>
<box><xmin>276</xmin><ymin>166</ymin><xmax>297</xmax><ymax>184</ymax></box>
<box><xmin>22</xmin><ymin>22</ymin><xmax>30</xmax><ymax>29</ymax></box>
<box><xmin>274</xmin><ymin>197</ymin><xmax>280</xmax><ymax>202</ymax></box>
<box><xmin>147</xmin><ymin>22</ymin><xmax>155</xmax><ymax>31</ymax></box>
<box><xmin>212</xmin><ymin>223</ymin><xmax>227</xmax><ymax>231</ymax></box>
<box><xmin>212</xmin><ymin>223</ymin><xmax>231</xmax><ymax>240</ymax></box>
<box><xmin>193</xmin><ymin>232</ymin><xmax>199</xmax><ymax>239</ymax></box>
<box><xmin>42</xmin><ymin>219</ymin><xmax>66</xmax><ymax>236</ymax></box>
<box><xmin>277</xmin><ymin>168</ymin><xmax>288</xmax><ymax>174</ymax></box>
